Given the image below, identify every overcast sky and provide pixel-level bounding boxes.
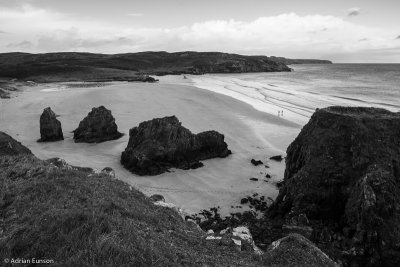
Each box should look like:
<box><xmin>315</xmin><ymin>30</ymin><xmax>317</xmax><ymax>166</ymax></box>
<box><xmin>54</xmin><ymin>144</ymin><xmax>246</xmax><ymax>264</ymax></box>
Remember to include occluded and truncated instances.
<box><xmin>0</xmin><ymin>0</ymin><xmax>399</xmax><ymax>62</ymax></box>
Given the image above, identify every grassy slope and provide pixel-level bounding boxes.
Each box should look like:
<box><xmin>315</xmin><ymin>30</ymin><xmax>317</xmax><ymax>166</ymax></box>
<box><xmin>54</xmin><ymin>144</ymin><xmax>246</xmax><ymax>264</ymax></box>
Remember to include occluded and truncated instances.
<box><xmin>0</xmin><ymin>51</ymin><xmax>290</xmax><ymax>82</ymax></box>
<box><xmin>0</xmin><ymin>155</ymin><xmax>261</xmax><ymax>266</ymax></box>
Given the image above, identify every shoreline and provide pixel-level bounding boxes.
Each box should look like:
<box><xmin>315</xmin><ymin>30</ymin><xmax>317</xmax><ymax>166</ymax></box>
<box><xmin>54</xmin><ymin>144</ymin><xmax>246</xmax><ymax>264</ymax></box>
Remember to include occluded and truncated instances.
<box><xmin>0</xmin><ymin>77</ymin><xmax>302</xmax><ymax>215</ymax></box>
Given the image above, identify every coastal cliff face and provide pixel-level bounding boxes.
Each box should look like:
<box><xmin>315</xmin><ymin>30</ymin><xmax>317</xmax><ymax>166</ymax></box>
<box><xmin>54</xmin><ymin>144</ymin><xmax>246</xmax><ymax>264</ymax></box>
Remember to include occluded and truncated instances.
<box><xmin>73</xmin><ymin>106</ymin><xmax>123</xmax><ymax>143</ymax></box>
<box><xmin>38</xmin><ymin>107</ymin><xmax>64</xmax><ymax>142</ymax></box>
<box><xmin>270</xmin><ymin>106</ymin><xmax>400</xmax><ymax>266</ymax></box>
<box><xmin>121</xmin><ymin>116</ymin><xmax>231</xmax><ymax>175</ymax></box>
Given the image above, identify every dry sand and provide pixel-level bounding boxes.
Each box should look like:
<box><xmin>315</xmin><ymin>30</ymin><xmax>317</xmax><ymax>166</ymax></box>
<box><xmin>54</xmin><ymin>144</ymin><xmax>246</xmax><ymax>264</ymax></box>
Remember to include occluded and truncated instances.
<box><xmin>0</xmin><ymin>76</ymin><xmax>302</xmax><ymax>215</ymax></box>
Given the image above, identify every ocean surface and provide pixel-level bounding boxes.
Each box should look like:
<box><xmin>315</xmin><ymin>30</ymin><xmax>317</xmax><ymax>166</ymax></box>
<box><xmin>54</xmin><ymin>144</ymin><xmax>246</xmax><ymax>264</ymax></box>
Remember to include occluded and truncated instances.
<box><xmin>192</xmin><ymin>64</ymin><xmax>400</xmax><ymax>124</ymax></box>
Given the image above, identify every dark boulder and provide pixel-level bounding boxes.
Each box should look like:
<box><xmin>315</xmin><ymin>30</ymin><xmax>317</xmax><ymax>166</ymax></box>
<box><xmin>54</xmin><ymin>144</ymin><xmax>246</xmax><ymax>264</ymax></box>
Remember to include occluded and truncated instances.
<box><xmin>251</xmin><ymin>159</ymin><xmax>263</xmax><ymax>166</ymax></box>
<box><xmin>240</xmin><ymin>198</ymin><xmax>249</xmax><ymax>204</ymax></box>
<box><xmin>0</xmin><ymin>132</ymin><xmax>32</xmax><ymax>156</ymax></box>
<box><xmin>73</xmin><ymin>106</ymin><xmax>123</xmax><ymax>143</ymax></box>
<box><xmin>269</xmin><ymin>155</ymin><xmax>283</xmax><ymax>161</ymax></box>
<box><xmin>249</xmin><ymin>178</ymin><xmax>258</xmax><ymax>181</ymax></box>
<box><xmin>121</xmin><ymin>116</ymin><xmax>231</xmax><ymax>175</ymax></box>
<box><xmin>37</xmin><ymin>107</ymin><xmax>64</xmax><ymax>142</ymax></box>
<box><xmin>269</xmin><ymin>106</ymin><xmax>400</xmax><ymax>266</ymax></box>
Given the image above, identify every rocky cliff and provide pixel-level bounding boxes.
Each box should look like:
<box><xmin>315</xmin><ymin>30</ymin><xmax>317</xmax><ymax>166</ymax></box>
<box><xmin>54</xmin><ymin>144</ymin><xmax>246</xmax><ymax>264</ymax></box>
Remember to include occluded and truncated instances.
<box><xmin>73</xmin><ymin>106</ymin><xmax>123</xmax><ymax>143</ymax></box>
<box><xmin>121</xmin><ymin>116</ymin><xmax>231</xmax><ymax>175</ymax></box>
<box><xmin>269</xmin><ymin>106</ymin><xmax>400</xmax><ymax>266</ymax></box>
<box><xmin>0</xmin><ymin>131</ymin><xmax>32</xmax><ymax>156</ymax></box>
<box><xmin>37</xmin><ymin>107</ymin><xmax>64</xmax><ymax>142</ymax></box>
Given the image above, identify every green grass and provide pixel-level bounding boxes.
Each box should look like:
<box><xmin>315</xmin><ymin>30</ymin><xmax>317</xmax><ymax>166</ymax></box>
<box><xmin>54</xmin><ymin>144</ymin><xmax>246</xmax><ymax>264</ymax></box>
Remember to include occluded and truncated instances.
<box><xmin>0</xmin><ymin>155</ymin><xmax>261</xmax><ymax>266</ymax></box>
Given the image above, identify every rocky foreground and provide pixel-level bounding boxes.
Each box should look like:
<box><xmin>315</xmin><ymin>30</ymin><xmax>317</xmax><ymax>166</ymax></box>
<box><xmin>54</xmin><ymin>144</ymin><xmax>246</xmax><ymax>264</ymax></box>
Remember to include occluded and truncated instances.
<box><xmin>270</xmin><ymin>106</ymin><xmax>400</xmax><ymax>266</ymax></box>
<box><xmin>0</xmin><ymin>131</ymin><xmax>337</xmax><ymax>267</ymax></box>
<box><xmin>121</xmin><ymin>116</ymin><xmax>231</xmax><ymax>175</ymax></box>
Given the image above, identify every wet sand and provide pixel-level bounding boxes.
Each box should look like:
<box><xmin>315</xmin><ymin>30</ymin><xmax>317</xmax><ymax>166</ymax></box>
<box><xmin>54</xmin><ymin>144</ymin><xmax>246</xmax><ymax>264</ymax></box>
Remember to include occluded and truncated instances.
<box><xmin>0</xmin><ymin>76</ymin><xmax>301</xmax><ymax>215</ymax></box>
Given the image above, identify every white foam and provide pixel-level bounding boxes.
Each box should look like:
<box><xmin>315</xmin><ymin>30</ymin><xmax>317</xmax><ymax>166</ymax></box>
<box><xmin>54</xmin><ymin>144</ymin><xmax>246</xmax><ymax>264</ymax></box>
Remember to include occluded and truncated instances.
<box><xmin>41</xmin><ymin>87</ymin><xmax>67</xmax><ymax>92</ymax></box>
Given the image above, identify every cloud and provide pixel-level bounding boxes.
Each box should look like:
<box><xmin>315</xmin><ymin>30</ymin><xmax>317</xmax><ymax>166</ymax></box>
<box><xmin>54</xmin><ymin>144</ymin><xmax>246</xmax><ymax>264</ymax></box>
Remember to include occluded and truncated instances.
<box><xmin>347</xmin><ymin>7</ymin><xmax>361</xmax><ymax>17</ymax></box>
<box><xmin>127</xmin><ymin>13</ymin><xmax>143</xmax><ymax>17</ymax></box>
<box><xmin>0</xmin><ymin>4</ymin><xmax>399</xmax><ymax>62</ymax></box>
<box><xmin>7</xmin><ymin>40</ymin><xmax>33</xmax><ymax>49</ymax></box>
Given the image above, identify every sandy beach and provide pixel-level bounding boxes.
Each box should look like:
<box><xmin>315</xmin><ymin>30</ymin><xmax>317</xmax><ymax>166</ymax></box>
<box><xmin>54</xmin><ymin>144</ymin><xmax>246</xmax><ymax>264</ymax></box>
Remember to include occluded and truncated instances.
<box><xmin>0</xmin><ymin>76</ymin><xmax>301</xmax><ymax>215</ymax></box>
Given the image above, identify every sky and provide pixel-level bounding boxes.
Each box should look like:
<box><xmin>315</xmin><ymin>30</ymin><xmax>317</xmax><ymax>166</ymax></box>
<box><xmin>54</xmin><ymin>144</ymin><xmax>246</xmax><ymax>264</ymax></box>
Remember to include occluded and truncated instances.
<box><xmin>0</xmin><ymin>0</ymin><xmax>399</xmax><ymax>62</ymax></box>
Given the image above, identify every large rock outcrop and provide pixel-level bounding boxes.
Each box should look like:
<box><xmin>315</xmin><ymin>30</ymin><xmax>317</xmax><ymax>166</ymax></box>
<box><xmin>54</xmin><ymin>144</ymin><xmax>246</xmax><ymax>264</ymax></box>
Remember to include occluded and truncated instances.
<box><xmin>269</xmin><ymin>106</ymin><xmax>400</xmax><ymax>266</ymax></box>
<box><xmin>0</xmin><ymin>131</ymin><xmax>32</xmax><ymax>156</ymax></box>
<box><xmin>37</xmin><ymin>107</ymin><xmax>64</xmax><ymax>142</ymax></box>
<box><xmin>121</xmin><ymin>116</ymin><xmax>231</xmax><ymax>175</ymax></box>
<box><xmin>73</xmin><ymin>106</ymin><xmax>123</xmax><ymax>143</ymax></box>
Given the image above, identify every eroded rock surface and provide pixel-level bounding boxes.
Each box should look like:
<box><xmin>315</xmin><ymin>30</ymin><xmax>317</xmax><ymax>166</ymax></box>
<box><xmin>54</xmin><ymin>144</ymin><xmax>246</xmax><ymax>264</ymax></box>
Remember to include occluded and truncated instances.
<box><xmin>270</xmin><ymin>106</ymin><xmax>400</xmax><ymax>266</ymax></box>
<box><xmin>73</xmin><ymin>106</ymin><xmax>123</xmax><ymax>143</ymax></box>
<box><xmin>121</xmin><ymin>116</ymin><xmax>231</xmax><ymax>175</ymax></box>
<box><xmin>264</xmin><ymin>234</ymin><xmax>339</xmax><ymax>267</ymax></box>
<box><xmin>38</xmin><ymin>107</ymin><xmax>64</xmax><ymax>142</ymax></box>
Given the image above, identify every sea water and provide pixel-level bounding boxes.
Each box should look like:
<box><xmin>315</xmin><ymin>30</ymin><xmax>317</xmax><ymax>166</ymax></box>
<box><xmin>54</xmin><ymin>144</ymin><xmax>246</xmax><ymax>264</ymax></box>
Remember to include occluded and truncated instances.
<box><xmin>192</xmin><ymin>64</ymin><xmax>400</xmax><ymax>124</ymax></box>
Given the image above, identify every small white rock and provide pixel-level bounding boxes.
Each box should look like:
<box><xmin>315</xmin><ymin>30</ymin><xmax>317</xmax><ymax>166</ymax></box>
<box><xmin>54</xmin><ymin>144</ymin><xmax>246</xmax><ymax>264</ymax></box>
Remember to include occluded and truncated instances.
<box><xmin>207</xmin><ymin>229</ymin><xmax>214</xmax><ymax>235</ymax></box>
<box><xmin>232</xmin><ymin>238</ymin><xmax>242</xmax><ymax>246</ymax></box>
<box><xmin>220</xmin><ymin>228</ymin><xmax>229</xmax><ymax>235</ymax></box>
<box><xmin>206</xmin><ymin>236</ymin><xmax>222</xmax><ymax>240</ymax></box>
<box><xmin>154</xmin><ymin>201</ymin><xmax>176</xmax><ymax>208</ymax></box>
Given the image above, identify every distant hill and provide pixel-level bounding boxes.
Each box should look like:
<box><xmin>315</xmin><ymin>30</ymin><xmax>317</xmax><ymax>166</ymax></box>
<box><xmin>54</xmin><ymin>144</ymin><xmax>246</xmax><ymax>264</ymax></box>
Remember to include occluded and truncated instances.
<box><xmin>0</xmin><ymin>51</ymin><xmax>330</xmax><ymax>82</ymax></box>
<box><xmin>269</xmin><ymin>56</ymin><xmax>333</xmax><ymax>65</ymax></box>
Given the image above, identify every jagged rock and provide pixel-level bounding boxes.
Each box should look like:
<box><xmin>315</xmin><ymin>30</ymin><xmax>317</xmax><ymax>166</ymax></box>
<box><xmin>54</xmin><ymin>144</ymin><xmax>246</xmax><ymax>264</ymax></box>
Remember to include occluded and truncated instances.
<box><xmin>264</xmin><ymin>234</ymin><xmax>339</xmax><ymax>267</ymax></box>
<box><xmin>37</xmin><ymin>107</ymin><xmax>64</xmax><ymax>142</ymax></box>
<box><xmin>73</xmin><ymin>106</ymin><xmax>123</xmax><ymax>143</ymax></box>
<box><xmin>251</xmin><ymin>159</ymin><xmax>263</xmax><ymax>166</ymax></box>
<box><xmin>232</xmin><ymin>226</ymin><xmax>262</xmax><ymax>254</ymax></box>
<box><xmin>121</xmin><ymin>116</ymin><xmax>231</xmax><ymax>175</ymax></box>
<box><xmin>269</xmin><ymin>106</ymin><xmax>400</xmax><ymax>266</ymax></box>
<box><xmin>150</xmin><ymin>194</ymin><xmax>165</xmax><ymax>202</ymax></box>
<box><xmin>0</xmin><ymin>132</ymin><xmax>32</xmax><ymax>156</ymax></box>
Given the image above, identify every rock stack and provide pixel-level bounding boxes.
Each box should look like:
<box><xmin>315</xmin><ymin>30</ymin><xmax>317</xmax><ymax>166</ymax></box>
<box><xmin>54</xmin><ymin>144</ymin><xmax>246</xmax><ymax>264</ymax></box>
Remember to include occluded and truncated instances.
<box><xmin>269</xmin><ymin>106</ymin><xmax>400</xmax><ymax>266</ymax></box>
<box><xmin>121</xmin><ymin>116</ymin><xmax>231</xmax><ymax>175</ymax></box>
<box><xmin>37</xmin><ymin>107</ymin><xmax>64</xmax><ymax>142</ymax></box>
<box><xmin>73</xmin><ymin>106</ymin><xmax>123</xmax><ymax>143</ymax></box>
